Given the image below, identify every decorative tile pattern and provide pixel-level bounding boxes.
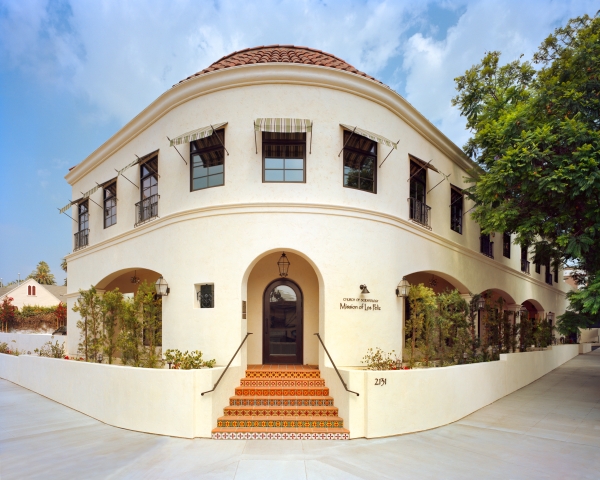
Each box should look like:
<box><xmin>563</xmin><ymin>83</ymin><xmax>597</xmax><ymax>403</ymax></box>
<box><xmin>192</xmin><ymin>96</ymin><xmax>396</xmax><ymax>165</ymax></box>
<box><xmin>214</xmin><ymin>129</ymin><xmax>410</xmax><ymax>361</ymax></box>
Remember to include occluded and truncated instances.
<box><xmin>213</xmin><ymin>365</ymin><xmax>349</xmax><ymax>440</ymax></box>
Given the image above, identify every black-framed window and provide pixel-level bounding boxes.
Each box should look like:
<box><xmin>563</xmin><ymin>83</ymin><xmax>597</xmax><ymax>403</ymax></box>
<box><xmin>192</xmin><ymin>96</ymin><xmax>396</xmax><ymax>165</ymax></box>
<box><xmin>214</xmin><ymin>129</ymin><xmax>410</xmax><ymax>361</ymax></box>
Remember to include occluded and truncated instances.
<box><xmin>503</xmin><ymin>233</ymin><xmax>511</xmax><ymax>258</ymax></box>
<box><xmin>190</xmin><ymin>129</ymin><xmax>225</xmax><ymax>190</ymax></box>
<box><xmin>410</xmin><ymin>160</ymin><xmax>426</xmax><ymax>204</ymax></box>
<box><xmin>199</xmin><ymin>284</ymin><xmax>214</xmax><ymax>308</ymax></box>
<box><xmin>141</xmin><ymin>156</ymin><xmax>158</xmax><ymax>201</ymax></box>
<box><xmin>535</xmin><ymin>260</ymin><xmax>541</xmax><ymax>274</ymax></box>
<box><xmin>545</xmin><ymin>260</ymin><xmax>553</xmax><ymax>285</ymax></box>
<box><xmin>104</xmin><ymin>182</ymin><xmax>117</xmax><ymax>228</ymax></box>
<box><xmin>263</xmin><ymin>132</ymin><xmax>306</xmax><ymax>183</ymax></box>
<box><xmin>343</xmin><ymin>130</ymin><xmax>376</xmax><ymax>193</ymax></box>
<box><xmin>78</xmin><ymin>201</ymin><xmax>89</xmax><ymax>232</ymax></box>
<box><xmin>450</xmin><ymin>185</ymin><xmax>463</xmax><ymax>234</ymax></box>
<box><xmin>554</xmin><ymin>265</ymin><xmax>559</xmax><ymax>283</ymax></box>
<box><xmin>521</xmin><ymin>245</ymin><xmax>530</xmax><ymax>273</ymax></box>
<box><xmin>480</xmin><ymin>232</ymin><xmax>494</xmax><ymax>258</ymax></box>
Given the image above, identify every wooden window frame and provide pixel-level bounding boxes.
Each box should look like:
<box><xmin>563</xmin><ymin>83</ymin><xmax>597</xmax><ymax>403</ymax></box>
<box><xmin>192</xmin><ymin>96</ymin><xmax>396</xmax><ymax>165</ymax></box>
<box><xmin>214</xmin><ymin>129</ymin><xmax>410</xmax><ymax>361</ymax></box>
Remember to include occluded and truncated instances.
<box><xmin>190</xmin><ymin>129</ymin><xmax>226</xmax><ymax>192</ymax></box>
<box><xmin>103</xmin><ymin>182</ymin><xmax>117</xmax><ymax>229</ymax></box>
<box><xmin>450</xmin><ymin>185</ymin><xmax>463</xmax><ymax>234</ymax></box>
<box><xmin>342</xmin><ymin>130</ymin><xmax>377</xmax><ymax>194</ymax></box>
<box><xmin>262</xmin><ymin>132</ymin><xmax>307</xmax><ymax>184</ymax></box>
<box><xmin>78</xmin><ymin>200</ymin><xmax>89</xmax><ymax>233</ymax></box>
<box><xmin>503</xmin><ymin>233</ymin><xmax>511</xmax><ymax>258</ymax></box>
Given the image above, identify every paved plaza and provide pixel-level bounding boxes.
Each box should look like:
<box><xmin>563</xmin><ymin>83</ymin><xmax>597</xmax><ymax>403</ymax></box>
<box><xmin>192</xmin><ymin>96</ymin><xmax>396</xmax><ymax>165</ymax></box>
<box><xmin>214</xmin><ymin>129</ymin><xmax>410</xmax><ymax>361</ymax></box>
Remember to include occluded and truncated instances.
<box><xmin>1</xmin><ymin>351</ymin><xmax>599</xmax><ymax>479</ymax></box>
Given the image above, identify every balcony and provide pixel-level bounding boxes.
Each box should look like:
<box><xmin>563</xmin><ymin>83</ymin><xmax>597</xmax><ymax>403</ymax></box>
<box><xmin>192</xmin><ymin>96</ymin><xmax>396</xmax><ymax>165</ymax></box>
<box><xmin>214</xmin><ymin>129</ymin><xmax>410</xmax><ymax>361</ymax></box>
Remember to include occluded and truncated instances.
<box><xmin>480</xmin><ymin>236</ymin><xmax>494</xmax><ymax>259</ymax></box>
<box><xmin>521</xmin><ymin>259</ymin><xmax>530</xmax><ymax>274</ymax></box>
<box><xmin>135</xmin><ymin>194</ymin><xmax>159</xmax><ymax>227</ymax></box>
<box><xmin>74</xmin><ymin>229</ymin><xmax>89</xmax><ymax>251</ymax></box>
<box><xmin>409</xmin><ymin>197</ymin><xmax>431</xmax><ymax>229</ymax></box>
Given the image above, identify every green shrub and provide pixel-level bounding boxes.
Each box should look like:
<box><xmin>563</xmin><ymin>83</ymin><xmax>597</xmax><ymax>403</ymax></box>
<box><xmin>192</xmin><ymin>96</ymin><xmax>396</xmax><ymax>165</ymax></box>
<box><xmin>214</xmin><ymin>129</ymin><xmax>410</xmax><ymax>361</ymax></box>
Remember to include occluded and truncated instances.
<box><xmin>163</xmin><ymin>349</ymin><xmax>216</xmax><ymax>369</ymax></box>
<box><xmin>361</xmin><ymin>347</ymin><xmax>399</xmax><ymax>370</ymax></box>
<box><xmin>34</xmin><ymin>340</ymin><xmax>64</xmax><ymax>358</ymax></box>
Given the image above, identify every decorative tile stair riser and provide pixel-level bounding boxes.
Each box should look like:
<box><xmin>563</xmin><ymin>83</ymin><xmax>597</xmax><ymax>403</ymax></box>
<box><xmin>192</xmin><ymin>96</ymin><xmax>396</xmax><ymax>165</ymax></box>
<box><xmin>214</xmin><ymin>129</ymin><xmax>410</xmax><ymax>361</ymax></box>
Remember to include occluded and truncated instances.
<box><xmin>212</xmin><ymin>365</ymin><xmax>350</xmax><ymax>440</ymax></box>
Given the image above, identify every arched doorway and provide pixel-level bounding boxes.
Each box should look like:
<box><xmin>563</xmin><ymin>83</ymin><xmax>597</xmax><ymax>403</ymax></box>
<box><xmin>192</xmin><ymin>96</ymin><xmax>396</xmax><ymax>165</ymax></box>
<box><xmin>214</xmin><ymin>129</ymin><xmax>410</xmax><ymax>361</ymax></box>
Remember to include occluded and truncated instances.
<box><xmin>263</xmin><ymin>279</ymin><xmax>303</xmax><ymax>364</ymax></box>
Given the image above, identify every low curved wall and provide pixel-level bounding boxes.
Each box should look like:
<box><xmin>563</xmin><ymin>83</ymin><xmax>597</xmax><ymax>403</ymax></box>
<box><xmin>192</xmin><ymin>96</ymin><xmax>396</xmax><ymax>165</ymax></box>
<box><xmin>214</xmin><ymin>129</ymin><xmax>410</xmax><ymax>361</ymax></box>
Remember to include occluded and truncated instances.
<box><xmin>0</xmin><ymin>345</ymin><xmax>579</xmax><ymax>439</ymax></box>
<box><xmin>323</xmin><ymin>344</ymin><xmax>579</xmax><ymax>439</ymax></box>
<box><xmin>0</xmin><ymin>355</ymin><xmax>240</xmax><ymax>438</ymax></box>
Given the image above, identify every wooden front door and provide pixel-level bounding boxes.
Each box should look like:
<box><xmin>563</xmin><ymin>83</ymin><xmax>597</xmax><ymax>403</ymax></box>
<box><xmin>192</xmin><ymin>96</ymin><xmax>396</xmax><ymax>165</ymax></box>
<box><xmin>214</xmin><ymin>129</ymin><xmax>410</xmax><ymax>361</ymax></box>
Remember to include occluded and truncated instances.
<box><xmin>263</xmin><ymin>279</ymin><xmax>303</xmax><ymax>364</ymax></box>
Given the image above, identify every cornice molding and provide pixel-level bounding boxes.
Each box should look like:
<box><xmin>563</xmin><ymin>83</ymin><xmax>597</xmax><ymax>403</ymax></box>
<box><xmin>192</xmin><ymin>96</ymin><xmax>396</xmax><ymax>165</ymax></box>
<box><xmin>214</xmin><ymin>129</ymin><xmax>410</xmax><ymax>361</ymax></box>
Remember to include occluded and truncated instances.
<box><xmin>65</xmin><ymin>202</ymin><xmax>564</xmax><ymax>298</ymax></box>
<box><xmin>65</xmin><ymin>63</ymin><xmax>478</xmax><ymax>185</ymax></box>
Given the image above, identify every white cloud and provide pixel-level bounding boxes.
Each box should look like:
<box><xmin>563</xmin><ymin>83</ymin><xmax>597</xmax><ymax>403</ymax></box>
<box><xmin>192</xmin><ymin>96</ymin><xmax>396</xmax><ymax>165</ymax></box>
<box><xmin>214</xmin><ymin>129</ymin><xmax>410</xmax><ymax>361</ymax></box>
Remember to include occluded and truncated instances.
<box><xmin>0</xmin><ymin>0</ymin><xmax>597</xmax><ymax>148</ymax></box>
<box><xmin>401</xmin><ymin>0</ymin><xmax>599</xmax><ymax>149</ymax></box>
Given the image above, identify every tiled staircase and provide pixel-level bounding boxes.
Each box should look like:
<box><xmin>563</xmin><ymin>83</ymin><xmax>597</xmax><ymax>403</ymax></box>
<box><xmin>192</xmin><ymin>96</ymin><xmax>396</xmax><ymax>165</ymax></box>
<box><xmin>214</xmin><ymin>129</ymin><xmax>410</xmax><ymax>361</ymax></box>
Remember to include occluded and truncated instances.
<box><xmin>212</xmin><ymin>364</ymin><xmax>350</xmax><ymax>440</ymax></box>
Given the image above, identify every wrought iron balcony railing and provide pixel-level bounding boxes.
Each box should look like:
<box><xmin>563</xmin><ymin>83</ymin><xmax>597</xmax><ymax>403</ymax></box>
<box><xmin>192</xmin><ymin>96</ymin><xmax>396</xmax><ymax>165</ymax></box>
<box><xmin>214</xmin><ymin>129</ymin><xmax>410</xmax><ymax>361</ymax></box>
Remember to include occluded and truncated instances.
<box><xmin>480</xmin><ymin>236</ymin><xmax>494</xmax><ymax>258</ymax></box>
<box><xmin>409</xmin><ymin>197</ymin><xmax>431</xmax><ymax>229</ymax></box>
<box><xmin>521</xmin><ymin>259</ymin><xmax>530</xmax><ymax>274</ymax></box>
<box><xmin>74</xmin><ymin>229</ymin><xmax>89</xmax><ymax>251</ymax></box>
<box><xmin>135</xmin><ymin>194</ymin><xmax>159</xmax><ymax>226</ymax></box>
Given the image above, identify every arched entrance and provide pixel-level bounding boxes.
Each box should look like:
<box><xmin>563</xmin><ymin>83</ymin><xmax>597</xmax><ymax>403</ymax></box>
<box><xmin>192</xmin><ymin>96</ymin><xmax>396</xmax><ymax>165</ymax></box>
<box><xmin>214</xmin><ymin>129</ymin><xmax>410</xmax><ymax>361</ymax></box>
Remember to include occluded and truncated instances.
<box><xmin>263</xmin><ymin>279</ymin><xmax>303</xmax><ymax>364</ymax></box>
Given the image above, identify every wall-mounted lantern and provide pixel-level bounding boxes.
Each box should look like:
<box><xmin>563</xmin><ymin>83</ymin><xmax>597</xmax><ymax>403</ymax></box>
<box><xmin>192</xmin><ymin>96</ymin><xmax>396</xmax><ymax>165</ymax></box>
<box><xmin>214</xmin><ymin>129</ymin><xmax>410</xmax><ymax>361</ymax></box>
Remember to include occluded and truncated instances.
<box><xmin>155</xmin><ymin>276</ymin><xmax>170</xmax><ymax>296</ymax></box>
<box><xmin>477</xmin><ymin>296</ymin><xmax>486</xmax><ymax>310</ymax></box>
<box><xmin>360</xmin><ymin>284</ymin><xmax>370</xmax><ymax>294</ymax></box>
<box><xmin>396</xmin><ymin>278</ymin><xmax>410</xmax><ymax>297</ymax></box>
<box><xmin>277</xmin><ymin>252</ymin><xmax>290</xmax><ymax>277</ymax></box>
<box><xmin>547</xmin><ymin>311</ymin><xmax>555</xmax><ymax>322</ymax></box>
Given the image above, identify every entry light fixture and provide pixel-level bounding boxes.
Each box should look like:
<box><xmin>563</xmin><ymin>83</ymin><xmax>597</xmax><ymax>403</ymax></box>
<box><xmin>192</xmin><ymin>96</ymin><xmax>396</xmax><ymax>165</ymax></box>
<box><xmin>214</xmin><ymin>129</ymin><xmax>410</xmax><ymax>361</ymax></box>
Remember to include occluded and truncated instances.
<box><xmin>155</xmin><ymin>277</ymin><xmax>170</xmax><ymax>296</ymax></box>
<box><xmin>131</xmin><ymin>270</ymin><xmax>140</xmax><ymax>284</ymax></box>
<box><xmin>477</xmin><ymin>295</ymin><xmax>486</xmax><ymax>310</ymax></box>
<box><xmin>277</xmin><ymin>252</ymin><xmax>290</xmax><ymax>277</ymax></box>
<box><xmin>396</xmin><ymin>277</ymin><xmax>410</xmax><ymax>298</ymax></box>
<box><xmin>547</xmin><ymin>311</ymin><xmax>555</xmax><ymax>322</ymax></box>
<box><xmin>360</xmin><ymin>284</ymin><xmax>370</xmax><ymax>294</ymax></box>
<box><xmin>520</xmin><ymin>304</ymin><xmax>528</xmax><ymax>313</ymax></box>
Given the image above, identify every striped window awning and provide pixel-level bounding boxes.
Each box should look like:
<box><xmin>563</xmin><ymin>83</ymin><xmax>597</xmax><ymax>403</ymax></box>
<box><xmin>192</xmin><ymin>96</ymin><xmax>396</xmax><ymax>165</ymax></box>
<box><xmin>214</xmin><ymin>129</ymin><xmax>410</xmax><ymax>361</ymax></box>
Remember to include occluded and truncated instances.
<box><xmin>254</xmin><ymin>118</ymin><xmax>313</xmax><ymax>133</ymax></box>
<box><xmin>169</xmin><ymin>122</ymin><xmax>228</xmax><ymax>147</ymax></box>
<box><xmin>82</xmin><ymin>185</ymin><xmax>101</xmax><ymax>199</ymax></box>
<box><xmin>340</xmin><ymin>124</ymin><xmax>398</xmax><ymax>149</ymax></box>
<box><xmin>59</xmin><ymin>201</ymin><xmax>74</xmax><ymax>214</ymax></box>
<box><xmin>117</xmin><ymin>158</ymin><xmax>140</xmax><ymax>176</ymax></box>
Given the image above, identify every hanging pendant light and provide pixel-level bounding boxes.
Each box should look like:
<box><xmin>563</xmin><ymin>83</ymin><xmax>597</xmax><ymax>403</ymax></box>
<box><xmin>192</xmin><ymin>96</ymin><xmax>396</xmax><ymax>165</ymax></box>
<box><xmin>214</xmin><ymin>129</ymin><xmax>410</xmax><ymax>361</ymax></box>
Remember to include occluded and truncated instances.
<box><xmin>131</xmin><ymin>270</ymin><xmax>140</xmax><ymax>284</ymax></box>
<box><xmin>277</xmin><ymin>252</ymin><xmax>290</xmax><ymax>277</ymax></box>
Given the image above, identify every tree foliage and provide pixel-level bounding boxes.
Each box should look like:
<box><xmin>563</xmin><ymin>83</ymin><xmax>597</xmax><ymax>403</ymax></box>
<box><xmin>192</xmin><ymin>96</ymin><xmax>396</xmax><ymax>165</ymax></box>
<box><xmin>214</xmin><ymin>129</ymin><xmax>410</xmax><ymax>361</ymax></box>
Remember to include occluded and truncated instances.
<box><xmin>73</xmin><ymin>286</ymin><xmax>103</xmax><ymax>362</ymax></box>
<box><xmin>452</xmin><ymin>14</ymin><xmax>600</xmax><ymax>321</ymax></box>
<box><xmin>27</xmin><ymin>261</ymin><xmax>57</xmax><ymax>285</ymax></box>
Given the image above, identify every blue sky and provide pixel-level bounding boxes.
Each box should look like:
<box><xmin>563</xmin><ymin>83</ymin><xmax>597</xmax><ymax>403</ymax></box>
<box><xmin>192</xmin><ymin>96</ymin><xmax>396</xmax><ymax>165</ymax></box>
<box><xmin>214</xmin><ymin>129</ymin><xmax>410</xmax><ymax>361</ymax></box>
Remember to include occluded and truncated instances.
<box><xmin>0</xmin><ymin>0</ymin><xmax>596</xmax><ymax>286</ymax></box>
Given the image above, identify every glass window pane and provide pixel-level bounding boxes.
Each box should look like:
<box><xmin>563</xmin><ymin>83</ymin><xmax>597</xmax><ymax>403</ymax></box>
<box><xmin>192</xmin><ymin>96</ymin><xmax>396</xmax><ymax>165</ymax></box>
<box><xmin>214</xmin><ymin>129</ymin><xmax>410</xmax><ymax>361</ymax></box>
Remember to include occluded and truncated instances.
<box><xmin>193</xmin><ymin>177</ymin><xmax>208</xmax><ymax>190</ymax></box>
<box><xmin>193</xmin><ymin>165</ymin><xmax>209</xmax><ymax>179</ymax></box>
<box><xmin>284</xmin><ymin>169</ymin><xmax>304</xmax><ymax>182</ymax></box>
<box><xmin>360</xmin><ymin>179</ymin><xmax>374</xmax><ymax>192</ymax></box>
<box><xmin>265</xmin><ymin>158</ymin><xmax>284</xmax><ymax>169</ymax></box>
<box><xmin>208</xmin><ymin>164</ymin><xmax>224</xmax><ymax>175</ymax></box>
<box><xmin>208</xmin><ymin>173</ymin><xmax>224</xmax><ymax>187</ymax></box>
<box><xmin>285</xmin><ymin>159</ymin><xmax>304</xmax><ymax>170</ymax></box>
<box><xmin>265</xmin><ymin>170</ymin><xmax>284</xmax><ymax>182</ymax></box>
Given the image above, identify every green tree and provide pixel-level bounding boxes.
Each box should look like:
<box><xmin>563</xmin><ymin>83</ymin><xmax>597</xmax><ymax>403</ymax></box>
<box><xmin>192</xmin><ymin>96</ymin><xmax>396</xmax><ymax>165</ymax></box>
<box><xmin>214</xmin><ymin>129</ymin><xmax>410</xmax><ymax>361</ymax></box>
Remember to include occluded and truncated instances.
<box><xmin>27</xmin><ymin>261</ymin><xmax>56</xmax><ymax>285</ymax></box>
<box><xmin>72</xmin><ymin>286</ymin><xmax>102</xmax><ymax>361</ymax></box>
<box><xmin>406</xmin><ymin>284</ymin><xmax>436</xmax><ymax>367</ymax></box>
<box><xmin>100</xmin><ymin>289</ymin><xmax>124</xmax><ymax>364</ymax></box>
<box><xmin>436</xmin><ymin>289</ymin><xmax>470</xmax><ymax>365</ymax></box>
<box><xmin>118</xmin><ymin>298</ymin><xmax>143</xmax><ymax>366</ymax></box>
<box><xmin>452</xmin><ymin>14</ymin><xmax>600</xmax><ymax>324</ymax></box>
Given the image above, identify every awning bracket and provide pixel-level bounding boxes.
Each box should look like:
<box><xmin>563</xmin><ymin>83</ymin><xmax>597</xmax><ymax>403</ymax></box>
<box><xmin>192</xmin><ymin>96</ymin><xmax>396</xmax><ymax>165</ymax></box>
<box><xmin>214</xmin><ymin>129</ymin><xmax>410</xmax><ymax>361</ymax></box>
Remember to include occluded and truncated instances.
<box><xmin>136</xmin><ymin>155</ymin><xmax>160</xmax><ymax>177</ymax></box>
<box><xmin>82</xmin><ymin>192</ymin><xmax>103</xmax><ymax>210</ymax></box>
<box><xmin>167</xmin><ymin>137</ymin><xmax>187</xmax><ymax>165</ymax></box>
<box><xmin>115</xmin><ymin>169</ymin><xmax>139</xmax><ymax>189</ymax></box>
<box><xmin>57</xmin><ymin>208</ymin><xmax>78</xmax><ymax>224</ymax></box>
<box><xmin>378</xmin><ymin>138</ymin><xmax>401</xmax><ymax>168</ymax></box>
<box><xmin>210</xmin><ymin>125</ymin><xmax>229</xmax><ymax>156</ymax></box>
<box><xmin>427</xmin><ymin>173</ymin><xmax>451</xmax><ymax>194</ymax></box>
<box><xmin>338</xmin><ymin>127</ymin><xmax>357</xmax><ymax>157</ymax></box>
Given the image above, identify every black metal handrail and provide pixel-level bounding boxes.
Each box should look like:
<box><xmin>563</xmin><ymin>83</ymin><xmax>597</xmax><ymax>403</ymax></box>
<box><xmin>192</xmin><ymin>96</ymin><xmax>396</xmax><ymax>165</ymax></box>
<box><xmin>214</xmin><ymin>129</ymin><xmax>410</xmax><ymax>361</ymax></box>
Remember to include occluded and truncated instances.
<box><xmin>521</xmin><ymin>259</ymin><xmax>530</xmax><ymax>274</ymax></box>
<box><xmin>314</xmin><ymin>333</ymin><xmax>359</xmax><ymax>396</ymax></box>
<box><xmin>201</xmin><ymin>332</ymin><xmax>252</xmax><ymax>396</ymax></box>
<box><xmin>74</xmin><ymin>229</ymin><xmax>89</xmax><ymax>251</ymax></box>
<box><xmin>408</xmin><ymin>197</ymin><xmax>431</xmax><ymax>228</ymax></box>
<box><xmin>135</xmin><ymin>194</ymin><xmax>159</xmax><ymax>226</ymax></box>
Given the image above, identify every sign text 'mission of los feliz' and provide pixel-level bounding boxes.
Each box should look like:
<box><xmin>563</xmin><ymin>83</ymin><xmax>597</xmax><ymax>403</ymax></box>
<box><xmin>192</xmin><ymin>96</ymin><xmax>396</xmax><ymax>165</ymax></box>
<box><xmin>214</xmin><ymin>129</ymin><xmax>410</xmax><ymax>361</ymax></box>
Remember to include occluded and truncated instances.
<box><xmin>340</xmin><ymin>298</ymin><xmax>381</xmax><ymax>311</ymax></box>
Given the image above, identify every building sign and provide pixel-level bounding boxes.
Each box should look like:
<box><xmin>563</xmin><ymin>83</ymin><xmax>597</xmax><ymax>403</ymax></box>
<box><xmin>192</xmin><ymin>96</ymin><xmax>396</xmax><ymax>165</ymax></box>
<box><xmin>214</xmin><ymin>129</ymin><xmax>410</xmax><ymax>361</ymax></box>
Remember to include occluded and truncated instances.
<box><xmin>340</xmin><ymin>297</ymin><xmax>381</xmax><ymax>311</ymax></box>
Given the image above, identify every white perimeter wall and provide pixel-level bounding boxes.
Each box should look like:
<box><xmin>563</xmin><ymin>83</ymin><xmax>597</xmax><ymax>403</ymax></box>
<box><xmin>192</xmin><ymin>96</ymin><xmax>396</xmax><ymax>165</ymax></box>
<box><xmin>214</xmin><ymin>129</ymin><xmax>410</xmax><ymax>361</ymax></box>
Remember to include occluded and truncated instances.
<box><xmin>0</xmin><ymin>344</ymin><xmax>578</xmax><ymax>439</ymax></box>
<box><xmin>324</xmin><ymin>344</ymin><xmax>579</xmax><ymax>439</ymax></box>
<box><xmin>0</xmin><ymin>355</ymin><xmax>240</xmax><ymax>439</ymax></box>
<box><xmin>0</xmin><ymin>333</ymin><xmax>65</xmax><ymax>354</ymax></box>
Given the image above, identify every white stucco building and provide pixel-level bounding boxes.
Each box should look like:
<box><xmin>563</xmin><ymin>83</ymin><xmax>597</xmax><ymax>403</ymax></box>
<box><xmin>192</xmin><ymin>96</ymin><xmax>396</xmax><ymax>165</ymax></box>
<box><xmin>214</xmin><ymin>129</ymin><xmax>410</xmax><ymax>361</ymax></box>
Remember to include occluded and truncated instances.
<box><xmin>60</xmin><ymin>46</ymin><xmax>570</xmax><ymax>439</ymax></box>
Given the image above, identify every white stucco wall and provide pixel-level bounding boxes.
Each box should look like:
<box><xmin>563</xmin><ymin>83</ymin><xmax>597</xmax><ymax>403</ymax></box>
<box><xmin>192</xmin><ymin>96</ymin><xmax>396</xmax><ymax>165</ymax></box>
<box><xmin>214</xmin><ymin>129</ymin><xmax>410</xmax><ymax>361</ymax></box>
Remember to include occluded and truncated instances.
<box><xmin>0</xmin><ymin>333</ymin><xmax>65</xmax><ymax>354</ymax></box>
<box><xmin>0</xmin><ymin>344</ymin><xmax>578</xmax><ymax>439</ymax></box>
<box><xmin>62</xmin><ymin>63</ymin><xmax>569</xmax><ymax>369</ymax></box>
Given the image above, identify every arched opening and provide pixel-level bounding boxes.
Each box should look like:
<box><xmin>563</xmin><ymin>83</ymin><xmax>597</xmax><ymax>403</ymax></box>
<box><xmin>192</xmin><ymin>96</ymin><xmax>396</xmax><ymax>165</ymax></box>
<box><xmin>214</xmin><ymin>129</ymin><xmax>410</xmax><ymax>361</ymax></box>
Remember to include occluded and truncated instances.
<box><xmin>521</xmin><ymin>299</ymin><xmax>543</xmax><ymax>321</ymax></box>
<box><xmin>95</xmin><ymin>268</ymin><xmax>162</xmax><ymax>295</ymax></box>
<box><xmin>244</xmin><ymin>250</ymin><xmax>320</xmax><ymax>366</ymax></box>
<box><xmin>404</xmin><ymin>271</ymin><xmax>470</xmax><ymax>295</ymax></box>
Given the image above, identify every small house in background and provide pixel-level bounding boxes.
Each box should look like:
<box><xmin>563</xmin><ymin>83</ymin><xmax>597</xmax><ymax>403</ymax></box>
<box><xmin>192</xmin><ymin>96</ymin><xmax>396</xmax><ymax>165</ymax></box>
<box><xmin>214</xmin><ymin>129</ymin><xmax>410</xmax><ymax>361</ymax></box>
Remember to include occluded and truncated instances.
<box><xmin>0</xmin><ymin>279</ymin><xmax>66</xmax><ymax>310</ymax></box>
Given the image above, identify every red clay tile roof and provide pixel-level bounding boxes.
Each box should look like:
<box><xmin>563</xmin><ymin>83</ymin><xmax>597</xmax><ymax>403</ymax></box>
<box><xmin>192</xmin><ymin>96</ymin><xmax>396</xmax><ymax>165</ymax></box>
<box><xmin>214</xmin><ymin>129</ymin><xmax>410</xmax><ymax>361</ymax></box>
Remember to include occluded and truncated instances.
<box><xmin>177</xmin><ymin>45</ymin><xmax>384</xmax><ymax>86</ymax></box>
